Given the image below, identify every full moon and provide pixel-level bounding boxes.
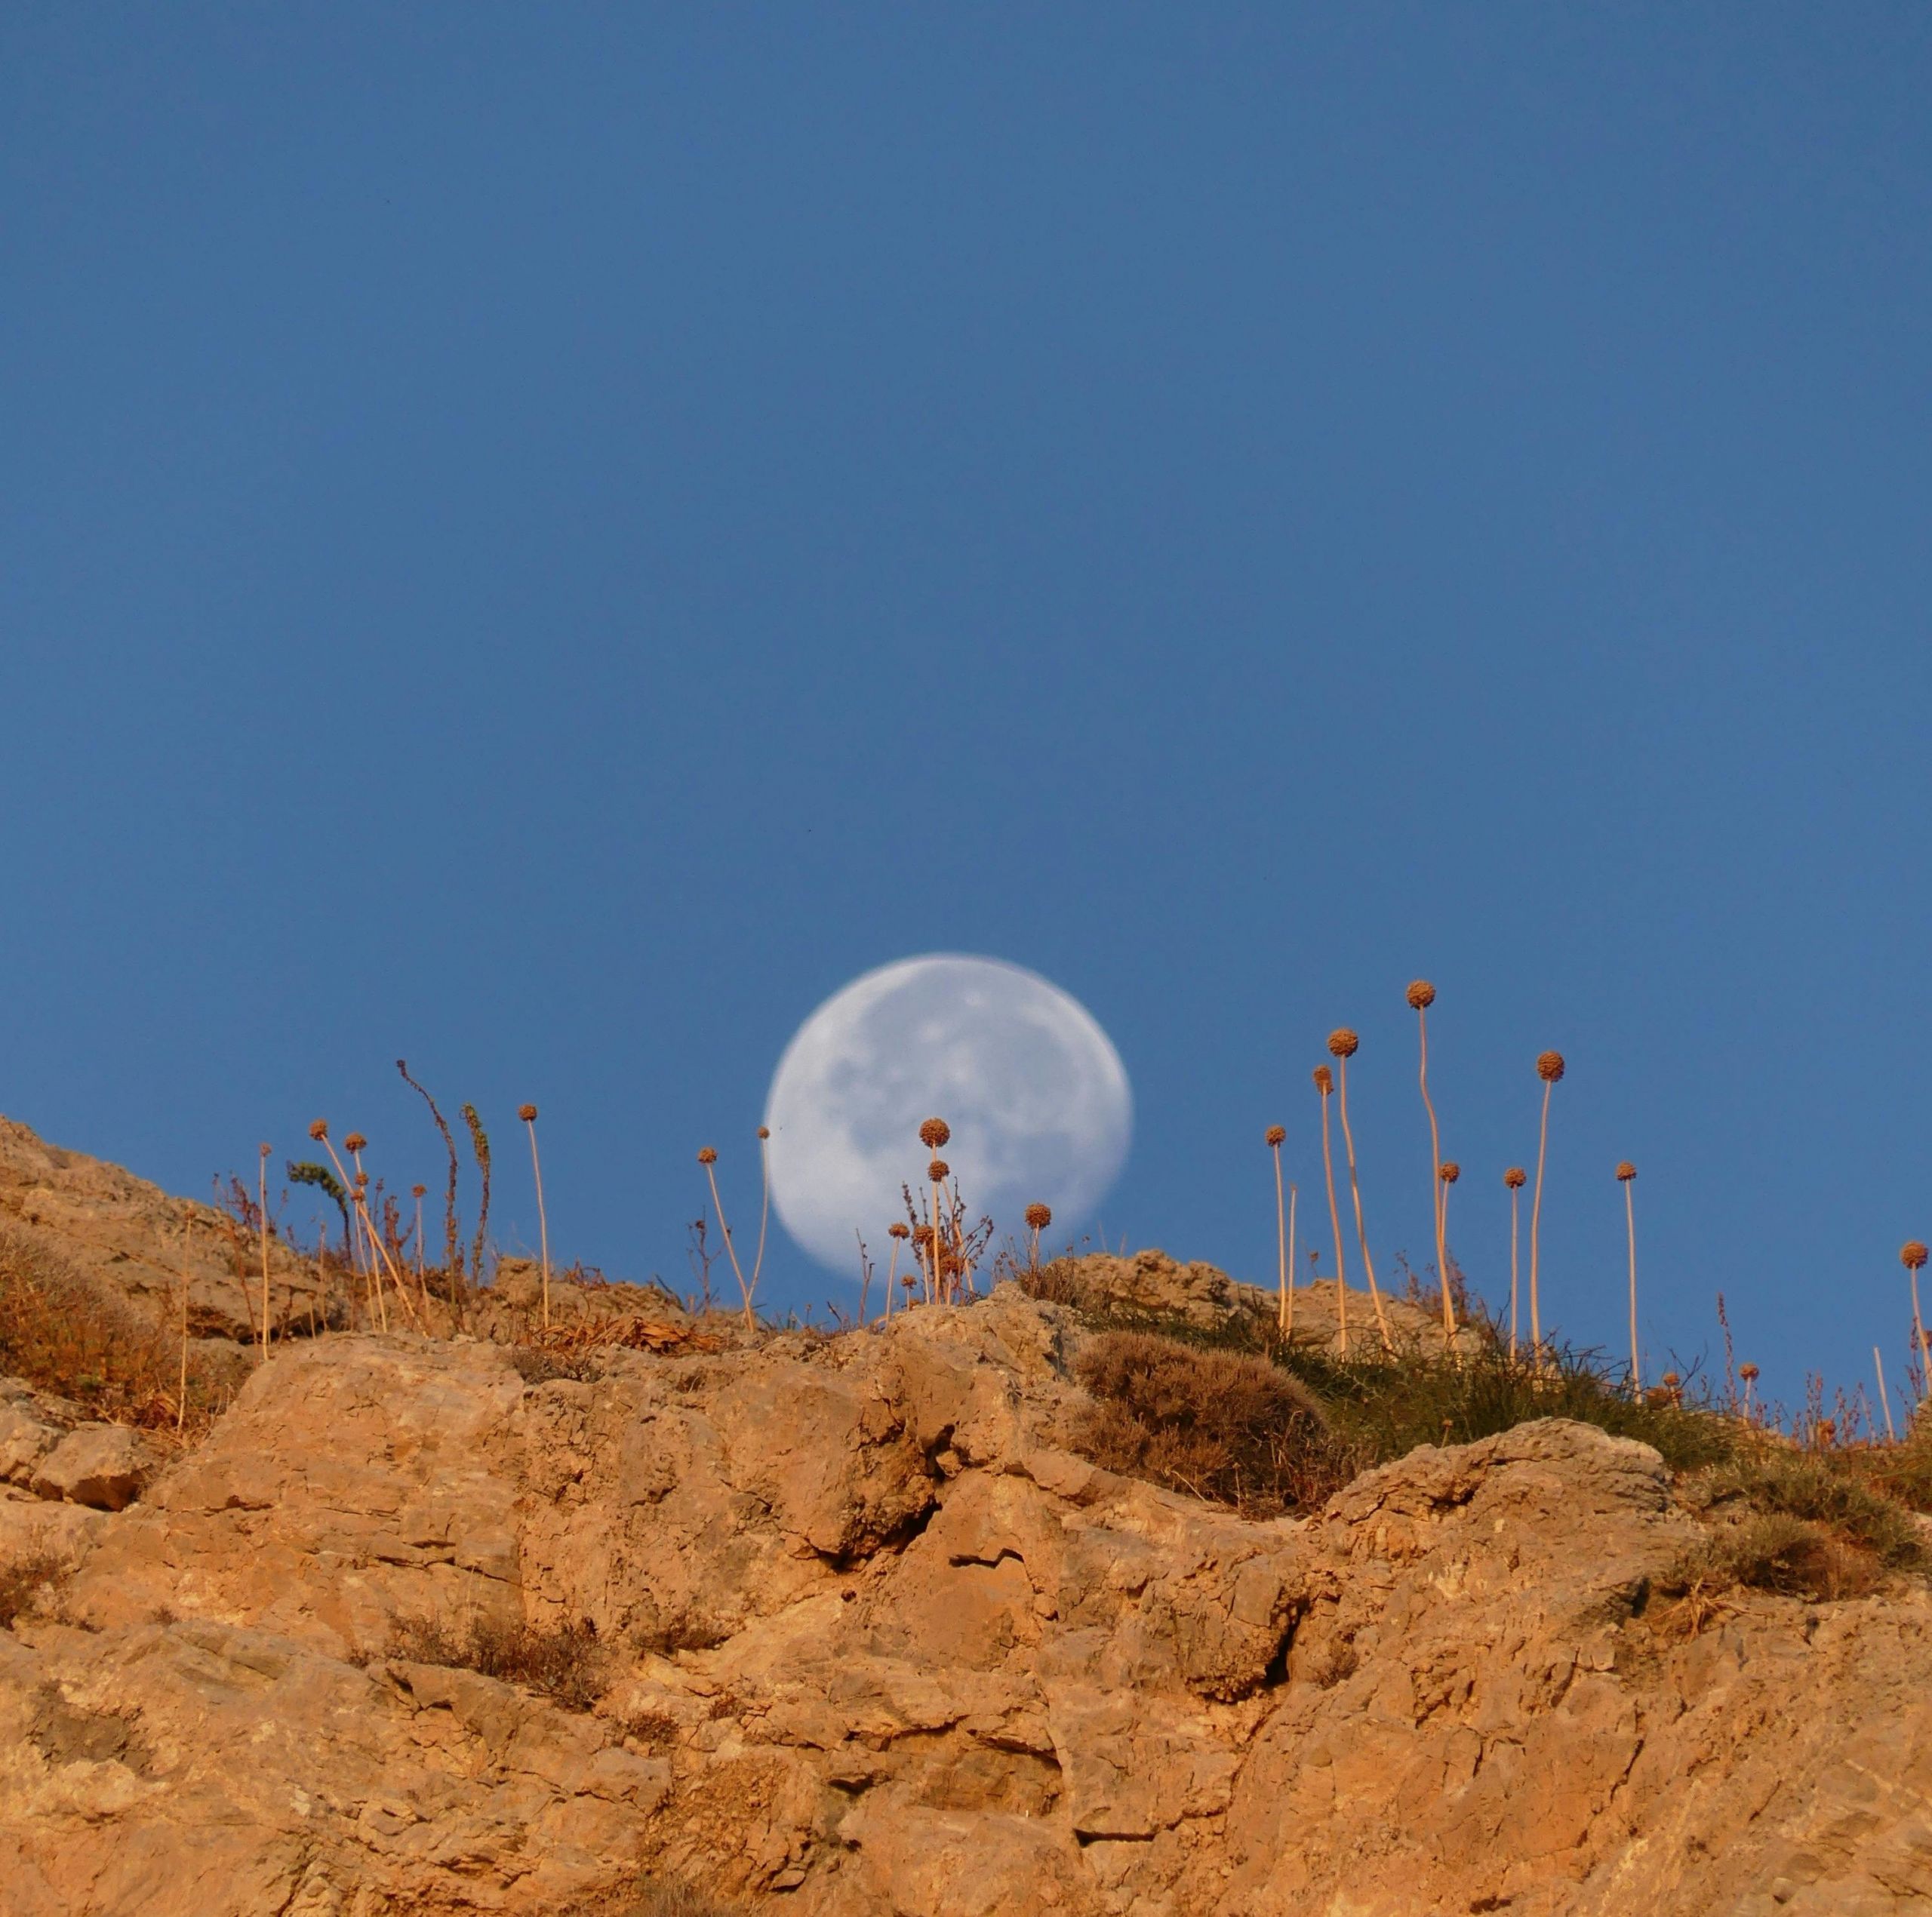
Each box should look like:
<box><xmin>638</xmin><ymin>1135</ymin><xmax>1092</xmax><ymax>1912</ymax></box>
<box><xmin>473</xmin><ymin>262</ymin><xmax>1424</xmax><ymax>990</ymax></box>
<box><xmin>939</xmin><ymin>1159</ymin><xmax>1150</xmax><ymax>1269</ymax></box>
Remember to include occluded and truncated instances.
<box><xmin>763</xmin><ymin>954</ymin><xmax>1133</xmax><ymax>1274</ymax></box>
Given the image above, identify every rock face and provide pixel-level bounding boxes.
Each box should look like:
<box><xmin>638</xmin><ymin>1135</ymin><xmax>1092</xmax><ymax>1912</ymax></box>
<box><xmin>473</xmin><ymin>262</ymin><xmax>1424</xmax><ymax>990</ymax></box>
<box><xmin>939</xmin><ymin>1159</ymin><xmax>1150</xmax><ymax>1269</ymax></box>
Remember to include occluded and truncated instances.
<box><xmin>1053</xmin><ymin>1246</ymin><xmax>1466</xmax><ymax>1353</ymax></box>
<box><xmin>0</xmin><ymin>1288</ymin><xmax>1927</xmax><ymax>1915</ymax></box>
<box><xmin>0</xmin><ymin>1116</ymin><xmax>327</xmax><ymax>1342</ymax></box>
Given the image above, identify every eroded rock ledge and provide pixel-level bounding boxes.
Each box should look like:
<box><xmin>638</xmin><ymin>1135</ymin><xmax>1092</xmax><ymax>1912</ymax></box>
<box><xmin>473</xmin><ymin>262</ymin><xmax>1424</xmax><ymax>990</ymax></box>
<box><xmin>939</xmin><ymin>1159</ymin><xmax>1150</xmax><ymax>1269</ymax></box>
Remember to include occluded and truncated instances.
<box><xmin>2</xmin><ymin>1287</ymin><xmax>1928</xmax><ymax>1915</ymax></box>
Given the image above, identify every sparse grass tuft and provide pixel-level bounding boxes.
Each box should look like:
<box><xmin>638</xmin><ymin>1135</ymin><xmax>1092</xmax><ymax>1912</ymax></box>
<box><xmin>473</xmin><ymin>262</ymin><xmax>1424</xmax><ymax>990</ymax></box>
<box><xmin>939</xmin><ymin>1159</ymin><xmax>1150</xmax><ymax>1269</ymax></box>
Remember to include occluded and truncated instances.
<box><xmin>1697</xmin><ymin>1442</ymin><xmax>1925</xmax><ymax>1571</ymax></box>
<box><xmin>1682</xmin><ymin>1512</ymin><xmax>1883</xmax><ymax>1604</ymax></box>
<box><xmin>0</xmin><ymin>1552</ymin><xmax>68</xmax><ymax>1630</ymax></box>
<box><xmin>0</xmin><ymin>1226</ymin><xmax>226</xmax><ymax>1432</ymax></box>
<box><xmin>389</xmin><ymin>1614</ymin><xmax>607</xmax><ymax>1713</ymax></box>
<box><xmin>1278</xmin><ymin>1340</ymin><xmax>1740</xmax><ymax>1475</ymax></box>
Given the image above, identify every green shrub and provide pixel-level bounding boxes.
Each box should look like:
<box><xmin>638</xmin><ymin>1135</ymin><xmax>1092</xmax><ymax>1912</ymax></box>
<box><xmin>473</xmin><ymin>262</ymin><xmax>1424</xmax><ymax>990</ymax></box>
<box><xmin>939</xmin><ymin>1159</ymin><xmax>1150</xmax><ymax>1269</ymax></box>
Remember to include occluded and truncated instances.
<box><xmin>1700</xmin><ymin>1444</ymin><xmax>1924</xmax><ymax>1570</ymax></box>
<box><xmin>1278</xmin><ymin>1341</ymin><xmax>1740</xmax><ymax>1475</ymax></box>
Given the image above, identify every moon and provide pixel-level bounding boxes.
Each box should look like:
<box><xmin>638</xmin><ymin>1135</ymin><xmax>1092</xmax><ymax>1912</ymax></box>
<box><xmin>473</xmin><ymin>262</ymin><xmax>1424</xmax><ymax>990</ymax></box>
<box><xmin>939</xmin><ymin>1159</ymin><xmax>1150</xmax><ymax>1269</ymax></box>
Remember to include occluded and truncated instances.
<box><xmin>763</xmin><ymin>954</ymin><xmax>1133</xmax><ymax>1275</ymax></box>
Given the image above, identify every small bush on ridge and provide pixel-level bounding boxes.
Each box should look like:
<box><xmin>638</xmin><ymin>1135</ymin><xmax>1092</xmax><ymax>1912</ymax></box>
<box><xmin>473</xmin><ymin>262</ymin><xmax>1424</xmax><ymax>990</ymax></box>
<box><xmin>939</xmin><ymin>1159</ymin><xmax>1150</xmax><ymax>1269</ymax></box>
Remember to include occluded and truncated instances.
<box><xmin>1072</xmin><ymin>1331</ymin><xmax>1358</xmax><ymax>1516</ymax></box>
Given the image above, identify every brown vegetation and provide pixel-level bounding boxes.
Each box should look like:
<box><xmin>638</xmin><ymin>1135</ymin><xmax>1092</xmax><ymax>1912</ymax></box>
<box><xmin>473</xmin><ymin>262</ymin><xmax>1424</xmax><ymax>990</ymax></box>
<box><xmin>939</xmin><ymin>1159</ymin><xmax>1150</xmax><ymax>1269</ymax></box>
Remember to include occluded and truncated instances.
<box><xmin>387</xmin><ymin>1614</ymin><xmax>608</xmax><ymax>1714</ymax></box>
<box><xmin>0</xmin><ymin>1226</ymin><xmax>229</xmax><ymax>1434</ymax></box>
<box><xmin>1072</xmin><ymin>1330</ymin><xmax>1355</xmax><ymax>1515</ymax></box>
<box><xmin>0</xmin><ymin>1551</ymin><xmax>69</xmax><ymax>1630</ymax></box>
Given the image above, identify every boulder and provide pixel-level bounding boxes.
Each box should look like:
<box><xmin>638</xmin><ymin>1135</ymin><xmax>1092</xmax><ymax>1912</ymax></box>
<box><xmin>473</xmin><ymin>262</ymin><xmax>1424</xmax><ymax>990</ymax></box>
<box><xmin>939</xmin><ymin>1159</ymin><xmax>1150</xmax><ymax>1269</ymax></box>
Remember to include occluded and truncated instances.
<box><xmin>30</xmin><ymin>1423</ymin><xmax>164</xmax><ymax>1511</ymax></box>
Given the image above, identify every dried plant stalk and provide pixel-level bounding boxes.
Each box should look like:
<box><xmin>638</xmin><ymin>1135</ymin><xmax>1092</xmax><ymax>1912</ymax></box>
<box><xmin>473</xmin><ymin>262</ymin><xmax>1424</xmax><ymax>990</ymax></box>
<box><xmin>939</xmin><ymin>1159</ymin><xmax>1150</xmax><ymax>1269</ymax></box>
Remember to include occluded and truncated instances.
<box><xmin>520</xmin><ymin>1107</ymin><xmax>550</xmax><ymax>1331</ymax></box>
<box><xmin>1529</xmin><ymin>1053</ymin><xmax>1565</xmax><ymax>1370</ymax></box>
<box><xmin>1875</xmin><ymin>1346</ymin><xmax>1897</xmax><ymax>1442</ymax></box>
<box><xmin>1503</xmin><ymin>1168</ymin><xmax>1526</xmax><ymax>1362</ymax></box>
<box><xmin>1408</xmin><ymin>983</ymin><xmax>1451</xmax><ymax>1343</ymax></box>
<box><xmin>1618</xmin><ymin>1162</ymin><xmax>1640</xmax><ymax>1398</ymax></box>
<box><xmin>698</xmin><ymin>1149</ymin><xmax>755</xmax><ymax>1329</ymax></box>
<box><xmin>1330</xmin><ymin>1035</ymin><xmax>1392</xmax><ymax>1353</ymax></box>
<box><xmin>257</xmin><ymin>1144</ymin><xmax>272</xmax><ymax>1362</ymax></box>
<box><xmin>1265</xmin><ymin>1127</ymin><xmax>1289</xmax><ymax>1335</ymax></box>
<box><xmin>1315</xmin><ymin>1066</ymin><xmax>1348</xmax><ymax>1354</ymax></box>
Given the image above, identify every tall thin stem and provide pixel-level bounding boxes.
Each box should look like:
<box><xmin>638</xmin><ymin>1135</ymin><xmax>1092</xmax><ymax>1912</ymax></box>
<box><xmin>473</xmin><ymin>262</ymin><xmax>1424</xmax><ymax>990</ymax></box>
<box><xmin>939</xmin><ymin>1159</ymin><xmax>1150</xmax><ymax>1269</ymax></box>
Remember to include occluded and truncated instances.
<box><xmin>931</xmin><ymin>1174</ymin><xmax>946</xmax><ymax>1303</ymax></box>
<box><xmin>525</xmin><ymin>1116</ymin><xmax>552</xmax><ymax>1331</ymax></box>
<box><xmin>884</xmin><ymin>1238</ymin><xmax>900</xmax><ymax>1320</ymax></box>
<box><xmin>1319</xmin><ymin>1080</ymin><xmax>1348</xmax><ymax>1355</ymax></box>
<box><xmin>1286</xmin><ymin>1183</ymin><xmax>1297</xmax><ymax>1340</ymax></box>
<box><xmin>179</xmin><ymin>1217</ymin><xmax>192</xmax><ymax>1431</ymax></box>
<box><xmin>1912</xmin><ymin>1269</ymin><xmax>1930</xmax><ymax>1403</ymax></box>
<box><xmin>752</xmin><ymin>1131</ymin><xmax>772</xmax><ymax>1297</ymax></box>
<box><xmin>1509</xmin><ymin>1186</ymin><xmax>1521</xmax><ymax>1363</ymax></box>
<box><xmin>1337</xmin><ymin>1058</ymin><xmax>1393</xmax><ymax>1352</ymax></box>
<box><xmin>318</xmin><ymin>1135</ymin><xmax>363</xmax><ymax>1279</ymax></box>
<box><xmin>1531</xmin><ymin>1081</ymin><xmax>1553</xmax><ymax>1370</ymax></box>
<box><xmin>258</xmin><ymin>1147</ymin><xmax>272</xmax><ymax>1364</ymax></box>
<box><xmin>703</xmin><ymin>1160</ymin><xmax>755</xmax><ymax>1330</ymax></box>
<box><xmin>355</xmin><ymin>1187</ymin><xmax>417</xmax><ymax>1331</ymax></box>
<box><xmin>1417</xmin><ymin>1005</ymin><xmax>1447</xmax><ymax>1333</ymax></box>
<box><xmin>1875</xmin><ymin>1346</ymin><xmax>1897</xmax><ymax>1443</ymax></box>
<box><xmin>1624</xmin><ymin>1178</ymin><xmax>1641</xmax><ymax>1399</ymax></box>
<box><xmin>1272</xmin><ymin>1142</ymin><xmax>1288</xmax><ymax>1334</ymax></box>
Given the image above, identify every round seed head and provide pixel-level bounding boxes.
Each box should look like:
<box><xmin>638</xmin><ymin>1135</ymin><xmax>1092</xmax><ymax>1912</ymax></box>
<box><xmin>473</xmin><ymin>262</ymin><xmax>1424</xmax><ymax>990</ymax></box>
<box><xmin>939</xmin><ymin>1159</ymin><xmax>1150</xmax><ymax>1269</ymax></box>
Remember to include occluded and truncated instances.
<box><xmin>260</xmin><ymin>1141</ymin><xmax>272</xmax><ymax>1159</ymax></box>
<box><xmin>918</xmin><ymin>1117</ymin><xmax>951</xmax><ymax>1150</ymax></box>
<box><xmin>1327</xmin><ymin>1028</ymin><xmax>1359</xmax><ymax>1059</ymax></box>
<box><xmin>928</xmin><ymin>1159</ymin><xmax>949</xmax><ymax>1183</ymax></box>
<box><xmin>1438</xmin><ymin>1161</ymin><xmax>1460</xmax><ymax>1184</ymax></box>
<box><xmin>1902</xmin><ymin>1241</ymin><xmax>1929</xmax><ymax>1270</ymax></box>
<box><xmin>309</xmin><ymin>1119</ymin><xmax>329</xmax><ymax>1141</ymax></box>
<box><xmin>1616</xmin><ymin>1160</ymin><xmax>1637</xmax><ymax>1182</ymax></box>
<box><xmin>1503</xmin><ymin>1166</ymin><xmax>1527</xmax><ymax>1189</ymax></box>
<box><xmin>1739</xmin><ymin>1362</ymin><xmax>1760</xmax><ymax>1382</ymax></box>
<box><xmin>1264</xmin><ymin>1125</ymin><xmax>1286</xmax><ymax>1148</ymax></box>
<box><xmin>1406</xmin><ymin>980</ymin><xmax>1436</xmax><ymax>1011</ymax></box>
<box><xmin>1024</xmin><ymin>1202</ymin><xmax>1053</xmax><ymax>1230</ymax></box>
<box><xmin>518</xmin><ymin>1103</ymin><xmax>538</xmax><ymax>1123</ymax></box>
<box><xmin>411</xmin><ymin>1183</ymin><xmax>426</xmax><ymax>1199</ymax></box>
<box><xmin>343</xmin><ymin>1133</ymin><xmax>367</xmax><ymax>1155</ymax></box>
<box><xmin>888</xmin><ymin>1222</ymin><xmax>910</xmax><ymax>1241</ymax></box>
<box><xmin>1312</xmin><ymin>1065</ymin><xmax>1334</xmax><ymax>1094</ymax></box>
<box><xmin>1537</xmin><ymin>1051</ymin><xmax>1566</xmax><ymax>1083</ymax></box>
<box><xmin>756</xmin><ymin>1126</ymin><xmax>770</xmax><ymax>1140</ymax></box>
<box><xmin>697</xmin><ymin>1146</ymin><xmax>718</xmax><ymax>1165</ymax></box>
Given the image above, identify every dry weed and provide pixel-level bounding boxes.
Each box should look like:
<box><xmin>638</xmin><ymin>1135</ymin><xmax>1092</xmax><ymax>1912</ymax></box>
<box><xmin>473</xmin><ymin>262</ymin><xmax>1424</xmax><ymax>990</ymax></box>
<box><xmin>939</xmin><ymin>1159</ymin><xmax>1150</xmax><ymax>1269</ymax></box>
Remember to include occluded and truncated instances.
<box><xmin>1072</xmin><ymin>1331</ymin><xmax>1357</xmax><ymax>1516</ymax></box>
<box><xmin>0</xmin><ymin>1552</ymin><xmax>69</xmax><ymax>1630</ymax></box>
<box><xmin>0</xmin><ymin>1227</ymin><xmax>226</xmax><ymax>1433</ymax></box>
<box><xmin>388</xmin><ymin>1614</ymin><xmax>608</xmax><ymax>1713</ymax></box>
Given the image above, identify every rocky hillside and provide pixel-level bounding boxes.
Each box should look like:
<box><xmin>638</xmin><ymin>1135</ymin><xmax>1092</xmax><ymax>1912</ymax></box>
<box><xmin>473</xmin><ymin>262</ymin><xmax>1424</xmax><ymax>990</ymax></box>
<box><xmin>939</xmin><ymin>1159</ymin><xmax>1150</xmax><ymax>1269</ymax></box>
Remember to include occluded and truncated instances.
<box><xmin>0</xmin><ymin>1119</ymin><xmax>1928</xmax><ymax>1915</ymax></box>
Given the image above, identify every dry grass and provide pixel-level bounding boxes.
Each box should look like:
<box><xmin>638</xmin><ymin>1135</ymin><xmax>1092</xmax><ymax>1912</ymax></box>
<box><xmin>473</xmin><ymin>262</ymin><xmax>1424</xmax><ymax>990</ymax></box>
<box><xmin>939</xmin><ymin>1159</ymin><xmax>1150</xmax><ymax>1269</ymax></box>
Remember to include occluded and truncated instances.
<box><xmin>0</xmin><ymin>1552</ymin><xmax>69</xmax><ymax>1630</ymax></box>
<box><xmin>388</xmin><ymin>1614</ymin><xmax>609</xmax><ymax>1713</ymax></box>
<box><xmin>0</xmin><ymin>1226</ymin><xmax>228</xmax><ymax>1432</ymax></box>
<box><xmin>1700</xmin><ymin>1512</ymin><xmax>1884</xmax><ymax>1601</ymax></box>
<box><xmin>1072</xmin><ymin>1331</ymin><xmax>1357</xmax><ymax>1516</ymax></box>
<box><xmin>1696</xmin><ymin>1442</ymin><xmax>1925</xmax><ymax>1570</ymax></box>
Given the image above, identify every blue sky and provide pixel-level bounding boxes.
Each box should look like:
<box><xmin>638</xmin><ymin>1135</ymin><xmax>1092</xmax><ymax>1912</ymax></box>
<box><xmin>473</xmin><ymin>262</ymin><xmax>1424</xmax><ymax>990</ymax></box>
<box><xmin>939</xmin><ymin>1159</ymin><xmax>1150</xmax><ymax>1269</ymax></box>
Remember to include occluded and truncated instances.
<box><xmin>3</xmin><ymin>7</ymin><xmax>1929</xmax><ymax>1414</ymax></box>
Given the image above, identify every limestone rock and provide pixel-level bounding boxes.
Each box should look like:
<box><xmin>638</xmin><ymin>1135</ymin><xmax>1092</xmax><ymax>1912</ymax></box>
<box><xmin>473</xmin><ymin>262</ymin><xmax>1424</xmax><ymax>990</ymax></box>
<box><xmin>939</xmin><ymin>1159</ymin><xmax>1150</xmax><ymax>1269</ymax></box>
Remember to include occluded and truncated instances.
<box><xmin>0</xmin><ymin>1116</ymin><xmax>328</xmax><ymax>1342</ymax></box>
<box><xmin>1051</xmin><ymin>1245</ymin><xmax>1465</xmax><ymax>1352</ymax></box>
<box><xmin>29</xmin><ymin>1423</ymin><xmax>165</xmax><ymax>1511</ymax></box>
<box><xmin>0</xmin><ymin>1380</ymin><xmax>78</xmax><ymax>1487</ymax></box>
<box><xmin>0</xmin><ymin>1283</ymin><xmax>1925</xmax><ymax>1916</ymax></box>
